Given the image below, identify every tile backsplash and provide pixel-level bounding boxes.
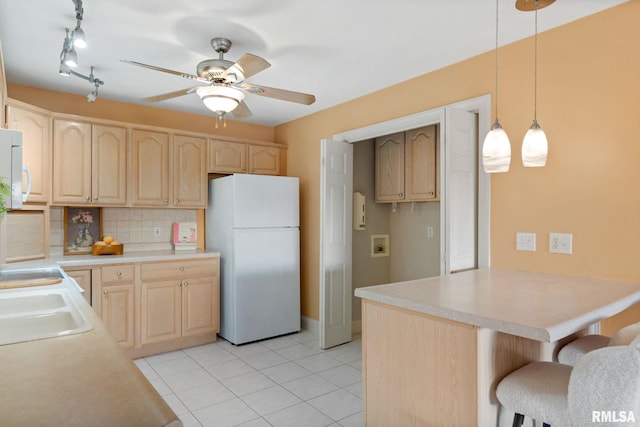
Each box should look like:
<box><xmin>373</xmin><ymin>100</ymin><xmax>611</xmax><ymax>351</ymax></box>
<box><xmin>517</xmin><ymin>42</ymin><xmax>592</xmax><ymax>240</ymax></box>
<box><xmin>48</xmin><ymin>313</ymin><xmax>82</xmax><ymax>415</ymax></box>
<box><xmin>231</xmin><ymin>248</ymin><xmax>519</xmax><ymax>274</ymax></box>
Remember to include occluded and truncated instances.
<box><xmin>50</xmin><ymin>207</ymin><xmax>197</xmax><ymax>255</ymax></box>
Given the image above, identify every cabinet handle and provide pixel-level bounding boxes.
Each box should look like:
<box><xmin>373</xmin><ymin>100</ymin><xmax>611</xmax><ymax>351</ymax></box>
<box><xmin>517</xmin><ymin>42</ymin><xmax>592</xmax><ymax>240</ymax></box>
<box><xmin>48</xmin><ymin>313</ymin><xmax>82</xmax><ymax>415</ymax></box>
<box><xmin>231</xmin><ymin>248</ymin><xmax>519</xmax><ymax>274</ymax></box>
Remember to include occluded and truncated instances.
<box><xmin>183</xmin><ymin>281</ymin><xmax>188</xmax><ymax>287</ymax></box>
<box><xmin>180</xmin><ymin>266</ymin><xmax>184</xmax><ymax>271</ymax></box>
<box><xmin>86</xmin><ymin>196</ymin><xmax>91</xmax><ymax>201</ymax></box>
<box><xmin>399</xmin><ymin>192</ymin><xmax>403</xmax><ymax>197</ymax></box>
<box><xmin>241</xmin><ymin>167</ymin><xmax>246</xmax><ymax>171</ymax></box>
<box><xmin>251</xmin><ymin>168</ymin><xmax>255</xmax><ymax>172</ymax></box>
<box><xmin>175</xmin><ymin>199</ymin><xmax>180</xmax><ymax>204</ymax></box>
<box><xmin>103</xmin><ymin>290</ymin><xmax>108</xmax><ymax>295</ymax></box>
<box><xmin>163</xmin><ymin>199</ymin><xmax>168</xmax><ymax>203</ymax></box>
<box><xmin>116</xmin><ymin>272</ymin><xmax>122</xmax><ymax>278</ymax></box>
<box><xmin>94</xmin><ymin>197</ymin><xmax>98</xmax><ymax>201</ymax></box>
<box><xmin>178</xmin><ymin>282</ymin><xmax>182</xmax><ymax>287</ymax></box>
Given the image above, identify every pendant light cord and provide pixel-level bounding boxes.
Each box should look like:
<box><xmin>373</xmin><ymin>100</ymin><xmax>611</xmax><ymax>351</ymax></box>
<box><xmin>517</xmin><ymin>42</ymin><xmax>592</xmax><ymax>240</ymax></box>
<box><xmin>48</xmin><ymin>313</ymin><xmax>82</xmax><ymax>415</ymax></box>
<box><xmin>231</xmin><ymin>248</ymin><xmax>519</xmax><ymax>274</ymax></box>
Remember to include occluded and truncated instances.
<box><xmin>534</xmin><ymin>0</ymin><xmax>539</xmax><ymax>122</ymax></box>
<box><xmin>494</xmin><ymin>0</ymin><xmax>500</xmax><ymax>121</ymax></box>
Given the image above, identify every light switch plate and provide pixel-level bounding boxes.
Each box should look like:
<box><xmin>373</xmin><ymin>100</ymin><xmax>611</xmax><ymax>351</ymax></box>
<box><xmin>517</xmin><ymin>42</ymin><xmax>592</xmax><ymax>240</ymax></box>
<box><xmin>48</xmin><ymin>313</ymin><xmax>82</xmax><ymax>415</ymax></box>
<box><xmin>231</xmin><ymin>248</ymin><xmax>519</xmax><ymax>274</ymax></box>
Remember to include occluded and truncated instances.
<box><xmin>550</xmin><ymin>232</ymin><xmax>573</xmax><ymax>254</ymax></box>
<box><xmin>516</xmin><ymin>232</ymin><xmax>536</xmax><ymax>251</ymax></box>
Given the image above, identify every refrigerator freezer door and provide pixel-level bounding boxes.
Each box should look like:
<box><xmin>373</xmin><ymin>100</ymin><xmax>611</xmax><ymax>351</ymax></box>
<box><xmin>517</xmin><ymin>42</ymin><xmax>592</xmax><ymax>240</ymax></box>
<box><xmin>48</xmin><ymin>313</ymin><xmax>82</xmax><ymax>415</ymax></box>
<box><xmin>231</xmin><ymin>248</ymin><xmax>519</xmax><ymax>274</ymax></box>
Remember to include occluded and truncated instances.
<box><xmin>228</xmin><ymin>227</ymin><xmax>300</xmax><ymax>344</ymax></box>
<box><xmin>232</xmin><ymin>174</ymin><xmax>299</xmax><ymax>228</ymax></box>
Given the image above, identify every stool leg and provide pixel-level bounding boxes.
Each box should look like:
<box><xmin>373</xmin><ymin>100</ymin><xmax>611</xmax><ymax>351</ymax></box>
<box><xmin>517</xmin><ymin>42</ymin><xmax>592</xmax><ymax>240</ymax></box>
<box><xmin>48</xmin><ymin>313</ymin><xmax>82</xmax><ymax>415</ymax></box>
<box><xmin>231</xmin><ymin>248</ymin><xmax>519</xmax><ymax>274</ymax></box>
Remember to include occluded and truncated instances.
<box><xmin>542</xmin><ymin>424</ymin><xmax>551</xmax><ymax>427</ymax></box>
<box><xmin>512</xmin><ymin>413</ymin><xmax>525</xmax><ymax>427</ymax></box>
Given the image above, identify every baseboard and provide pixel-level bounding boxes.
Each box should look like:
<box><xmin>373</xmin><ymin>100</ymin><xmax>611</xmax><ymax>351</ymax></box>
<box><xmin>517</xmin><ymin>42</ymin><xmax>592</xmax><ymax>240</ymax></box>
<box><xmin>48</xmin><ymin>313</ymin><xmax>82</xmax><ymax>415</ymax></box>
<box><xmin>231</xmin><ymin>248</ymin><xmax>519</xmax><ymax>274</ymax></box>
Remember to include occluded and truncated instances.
<box><xmin>301</xmin><ymin>316</ymin><xmax>319</xmax><ymax>333</ymax></box>
<box><xmin>301</xmin><ymin>316</ymin><xmax>362</xmax><ymax>336</ymax></box>
<box><xmin>352</xmin><ymin>319</ymin><xmax>362</xmax><ymax>334</ymax></box>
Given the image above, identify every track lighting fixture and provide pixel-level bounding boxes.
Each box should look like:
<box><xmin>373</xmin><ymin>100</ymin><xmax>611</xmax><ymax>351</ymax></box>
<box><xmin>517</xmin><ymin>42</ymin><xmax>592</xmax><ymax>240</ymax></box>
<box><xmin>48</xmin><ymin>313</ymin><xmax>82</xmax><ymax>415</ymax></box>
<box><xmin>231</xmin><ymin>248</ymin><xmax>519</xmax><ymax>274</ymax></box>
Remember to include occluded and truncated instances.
<box><xmin>71</xmin><ymin>0</ymin><xmax>87</xmax><ymax>48</ymax></box>
<box><xmin>58</xmin><ymin>0</ymin><xmax>103</xmax><ymax>101</ymax></box>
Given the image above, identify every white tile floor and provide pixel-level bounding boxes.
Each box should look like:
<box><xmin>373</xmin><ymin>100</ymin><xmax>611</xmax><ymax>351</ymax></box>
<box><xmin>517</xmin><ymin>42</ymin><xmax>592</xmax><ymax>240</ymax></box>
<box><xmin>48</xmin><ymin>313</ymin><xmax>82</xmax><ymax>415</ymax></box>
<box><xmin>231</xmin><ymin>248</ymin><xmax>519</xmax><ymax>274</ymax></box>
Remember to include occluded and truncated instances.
<box><xmin>134</xmin><ymin>330</ymin><xmax>363</xmax><ymax>427</ymax></box>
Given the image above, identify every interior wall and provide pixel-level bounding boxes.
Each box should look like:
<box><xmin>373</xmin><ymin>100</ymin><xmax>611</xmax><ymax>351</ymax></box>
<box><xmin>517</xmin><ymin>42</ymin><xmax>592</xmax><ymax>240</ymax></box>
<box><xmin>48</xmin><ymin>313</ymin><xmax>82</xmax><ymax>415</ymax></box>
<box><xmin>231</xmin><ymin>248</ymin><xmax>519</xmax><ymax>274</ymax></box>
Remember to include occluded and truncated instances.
<box><xmin>7</xmin><ymin>83</ymin><xmax>274</xmax><ymax>142</ymax></box>
<box><xmin>352</xmin><ymin>139</ymin><xmax>390</xmax><ymax>322</ymax></box>
<box><xmin>390</xmin><ymin>202</ymin><xmax>440</xmax><ymax>282</ymax></box>
<box><xmin>276</xmin><ymin>1</ymin><xmax>640</xmax><ymax>332</ymax></box>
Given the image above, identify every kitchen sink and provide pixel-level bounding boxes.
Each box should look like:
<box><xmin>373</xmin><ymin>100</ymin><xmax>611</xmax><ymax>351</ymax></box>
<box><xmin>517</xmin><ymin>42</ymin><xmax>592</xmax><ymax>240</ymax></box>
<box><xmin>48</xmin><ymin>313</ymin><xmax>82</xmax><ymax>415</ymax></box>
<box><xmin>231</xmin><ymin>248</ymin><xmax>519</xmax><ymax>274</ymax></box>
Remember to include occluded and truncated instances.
<box><xmin>0</xmin><ymin>288</ymin><xmax>92</xmax><ymax>346</ymax></box>
<box><xmin>0</xmin><ymin>268</ymin><xmax>64</xmax><ymax>282</ymax></box>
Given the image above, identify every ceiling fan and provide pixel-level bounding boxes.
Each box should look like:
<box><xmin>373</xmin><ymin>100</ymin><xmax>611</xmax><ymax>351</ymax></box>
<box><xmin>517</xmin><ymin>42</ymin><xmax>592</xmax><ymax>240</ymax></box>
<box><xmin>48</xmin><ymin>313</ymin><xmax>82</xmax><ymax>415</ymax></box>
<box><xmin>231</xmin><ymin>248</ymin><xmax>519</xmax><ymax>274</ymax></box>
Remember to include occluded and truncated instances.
<box><xmin>121</xmin><ymin>37</ymin><xmax>316</xmax><ymax>119</ymax></box>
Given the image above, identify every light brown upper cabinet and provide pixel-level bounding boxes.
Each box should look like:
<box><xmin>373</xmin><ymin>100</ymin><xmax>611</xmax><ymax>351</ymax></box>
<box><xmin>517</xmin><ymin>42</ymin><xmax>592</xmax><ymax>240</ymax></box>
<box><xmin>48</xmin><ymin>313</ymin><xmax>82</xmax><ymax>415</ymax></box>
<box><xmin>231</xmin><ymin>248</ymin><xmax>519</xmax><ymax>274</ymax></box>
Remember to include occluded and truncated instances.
<box><xmin>131</xmin><ymin>129</ymin><xmax>170</xmax><ymax>207</ymax></box>
<box><xmin>173</xmin><ymin>134</ymin><xmax>207</xmax><ymax>208</ymax></box>
<box><xmin>208</xmin><ymin>139</ymin><xmax>247</xmax><ymax>174</ymax></box>
<box><xmin>6</xmin><ymin>101</ymin><xmax>51</xmax><ymax>203</ymax></box>
<box><xmin>132</xmin><ymin>130</ymin><xmax>207</xmax><ymax>208</ymax></box>
<box><xmin>53</xmin><ymin>119</ymin><xmax>127</xmax><ymax>206</ymax></box>
<box><xmin>248</xmin><ymin>145</ymin><xmax>281</xmax><ymax>175</ymax></box>
<box><xmin>208</xmin><ymin>139</ymin><xmax>284</xmax><ymax>176</ymax></box>
<box><xmin>375</xmin><ymin>125</ymin><xmax>438</xmax><ymax>203</ymax></box>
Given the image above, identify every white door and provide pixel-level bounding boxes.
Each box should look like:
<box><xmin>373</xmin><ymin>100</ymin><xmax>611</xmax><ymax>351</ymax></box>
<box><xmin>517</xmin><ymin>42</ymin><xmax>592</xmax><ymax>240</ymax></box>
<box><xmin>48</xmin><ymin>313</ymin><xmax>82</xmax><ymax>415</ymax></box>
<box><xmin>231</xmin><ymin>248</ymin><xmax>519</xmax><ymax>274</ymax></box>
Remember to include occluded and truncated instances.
<box><xmin>319</xmin><ymin>139</ymin><xmax>353</xmax><ymax>349</ymax></box>
<box><xmin>445</xmin><ymin>108</ymin><xmax>478</xmax><ymax>273</ymax></box>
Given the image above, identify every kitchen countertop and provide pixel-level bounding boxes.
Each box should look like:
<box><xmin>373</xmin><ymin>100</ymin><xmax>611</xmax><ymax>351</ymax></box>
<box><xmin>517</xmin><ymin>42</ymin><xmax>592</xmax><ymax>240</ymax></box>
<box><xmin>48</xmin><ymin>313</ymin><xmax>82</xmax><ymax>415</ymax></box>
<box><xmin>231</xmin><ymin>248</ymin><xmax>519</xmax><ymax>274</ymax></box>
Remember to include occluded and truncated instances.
<box><xmin>0</xmin><ymin>276</ymin><xmax>182</xmax><ymax>427</ymax></box>
<box><xmin>355</xmin><ymin>268</ymin><xmax>640</xmax><ymax>342</ymax></box>
<box><xmin>2</xmin><ymin>249</ymin><xmax>220</xmax><ymax>270</ymax></box>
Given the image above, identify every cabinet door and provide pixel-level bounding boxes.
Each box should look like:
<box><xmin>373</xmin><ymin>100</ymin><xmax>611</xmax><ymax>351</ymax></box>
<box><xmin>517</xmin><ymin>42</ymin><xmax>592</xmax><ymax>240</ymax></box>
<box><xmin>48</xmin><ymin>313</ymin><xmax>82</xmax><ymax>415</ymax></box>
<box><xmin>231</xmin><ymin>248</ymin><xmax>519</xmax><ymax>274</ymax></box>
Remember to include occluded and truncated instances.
<box><xmin>375</xmin><ymin>132</ymin><xmax>405</xmax><ymax>202</ymax></box>
<box><xmin>140</xmin><ymin>279</ymin><xmax>182</xmax><ymax>345</ymax></box>
<box><xmin>208</xmin><ymin>139</ymin><xmax>247</xmax><ymax>173</ymax></box>
<box><xmin>131</xmin><ymin>129</ymin><xmax>170</xmax><ymax>206</ymax></box>
<box><xmin>174</xmin><ymin>135</ymin><xmax>207</xmax><ymax>208</ymax></box>
<box><xmin>249</xmin><ymin>145</ymin><xmax>280</xmax><ymax>175</ymax></box>
<box><xmin>6</xmin><ymin>104</ymin><xmax>51</xmax><ymax>203</ymax></box>
<box><xmin>52</xmin><ymin>120</ymin><xmax>92</xmax><ymax>204</ymax></box>
<box><xmin>182</xmin><ymin>276</ymin><xmax>219</xmax><ymax>337</ymax></box>
<box><xmin>66</xmin><ymin>269</ymin><xmax>91</xmax><ymax>304</ymax></box>
<box><xmin>101</xmin><ymin>283</ymin><xmax>135</xmax><ymax>348</ymax></box>
<box><xmin>92</xmin><ymin>124</ymin><xmax>127</xmax><ymax>205</ymax></box>
<box><xmin>406</xmin><ymin>125</ymin><xmax>437</xmax><ymax>201</ymax></box>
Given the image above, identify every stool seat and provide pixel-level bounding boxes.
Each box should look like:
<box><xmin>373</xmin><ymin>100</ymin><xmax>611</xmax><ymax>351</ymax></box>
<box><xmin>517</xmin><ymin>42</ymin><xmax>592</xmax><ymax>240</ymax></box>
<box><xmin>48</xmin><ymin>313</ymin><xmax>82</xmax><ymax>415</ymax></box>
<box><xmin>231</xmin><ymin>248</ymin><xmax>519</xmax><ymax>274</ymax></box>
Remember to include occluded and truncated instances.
<box><xmin>558</xmin><ymin>334</ymin><xmax>610</xmax><ymax>365</ymax></box>
<box><xmin>496</xmin><ymin>361</ymin><xmax>572</xmax><ymax>426</ymax></box>
<box><xmin>557</xmin><ymin>321</ymin><xmax>640</xmax><ymax>366</ymax></box>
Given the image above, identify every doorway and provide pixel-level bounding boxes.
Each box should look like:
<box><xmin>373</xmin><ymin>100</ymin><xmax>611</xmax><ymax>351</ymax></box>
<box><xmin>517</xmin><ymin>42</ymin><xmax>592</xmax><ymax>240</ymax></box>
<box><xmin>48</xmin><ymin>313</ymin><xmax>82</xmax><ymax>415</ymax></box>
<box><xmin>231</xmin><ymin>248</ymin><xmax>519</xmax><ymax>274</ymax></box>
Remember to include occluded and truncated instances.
<box><xmin>319</xmin><ymin>95</ymin><xmax>492</xmax><ymax>349</ymax></box>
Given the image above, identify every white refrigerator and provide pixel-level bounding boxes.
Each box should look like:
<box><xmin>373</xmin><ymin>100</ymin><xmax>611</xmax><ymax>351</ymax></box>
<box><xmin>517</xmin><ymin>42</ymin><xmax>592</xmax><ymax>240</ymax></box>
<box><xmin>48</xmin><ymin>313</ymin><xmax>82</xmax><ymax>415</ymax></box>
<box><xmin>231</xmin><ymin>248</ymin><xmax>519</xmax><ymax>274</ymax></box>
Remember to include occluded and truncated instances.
<box><xmin>206</xmin><ymin>174</ymin><xmax>300</xmax><ymax>345</ymax></box>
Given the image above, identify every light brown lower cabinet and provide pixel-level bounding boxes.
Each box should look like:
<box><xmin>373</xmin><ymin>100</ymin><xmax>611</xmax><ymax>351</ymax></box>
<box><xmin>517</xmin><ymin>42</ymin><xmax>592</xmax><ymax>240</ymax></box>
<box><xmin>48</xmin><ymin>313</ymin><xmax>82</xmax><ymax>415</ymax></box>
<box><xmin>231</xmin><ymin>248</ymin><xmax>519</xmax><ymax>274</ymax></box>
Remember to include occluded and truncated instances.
<box><xmin>93</xmin><ymin>264</ymin><xmax>135</xmax><ymax>349</ymax></box>
<box><xmin>140</xmin><ymin>259</ymin><xmax>219</xmax><ymax>346</ymax></box>
<box><xmin>88</xmin><ymin>256</ymin><xmax>219</xmax><ymax>357</ymax></box>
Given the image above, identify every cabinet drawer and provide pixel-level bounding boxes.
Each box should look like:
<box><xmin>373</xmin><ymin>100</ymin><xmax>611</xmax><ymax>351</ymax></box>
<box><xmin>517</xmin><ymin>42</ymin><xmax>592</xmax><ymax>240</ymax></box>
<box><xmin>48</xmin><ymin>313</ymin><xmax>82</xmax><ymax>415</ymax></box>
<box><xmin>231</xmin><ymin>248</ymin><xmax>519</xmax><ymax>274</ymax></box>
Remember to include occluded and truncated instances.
<box><xmin>140</xmin><ymin>258</ymin><xmax>218</xmax><ymax>281</ymax></box>
<box><xmin>101</xmin><ymin>264</ymin><xmax>135</xmax><ymax>284</ymax></box>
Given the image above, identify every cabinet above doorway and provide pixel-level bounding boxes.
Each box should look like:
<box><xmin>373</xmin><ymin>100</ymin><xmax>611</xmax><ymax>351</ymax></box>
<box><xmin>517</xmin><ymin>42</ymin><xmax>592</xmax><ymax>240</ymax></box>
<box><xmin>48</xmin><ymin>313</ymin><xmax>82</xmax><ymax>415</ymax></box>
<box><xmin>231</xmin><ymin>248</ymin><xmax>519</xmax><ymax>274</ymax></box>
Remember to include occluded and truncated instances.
<box><xmin>374</xmin><ymin>125</ymin><xmax>439</xmax><ymax>203</ymax></box>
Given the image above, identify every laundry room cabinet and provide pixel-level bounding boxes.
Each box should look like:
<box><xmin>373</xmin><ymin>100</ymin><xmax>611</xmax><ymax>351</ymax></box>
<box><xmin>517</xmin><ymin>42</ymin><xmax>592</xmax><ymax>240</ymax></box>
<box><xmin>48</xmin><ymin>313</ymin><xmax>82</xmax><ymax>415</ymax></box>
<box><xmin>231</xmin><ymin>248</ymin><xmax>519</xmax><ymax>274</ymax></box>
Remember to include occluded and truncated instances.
<box><xmin>375</xmin><ymin>125</ymin><xmax>438</xmax><ymax>203</ymax></box>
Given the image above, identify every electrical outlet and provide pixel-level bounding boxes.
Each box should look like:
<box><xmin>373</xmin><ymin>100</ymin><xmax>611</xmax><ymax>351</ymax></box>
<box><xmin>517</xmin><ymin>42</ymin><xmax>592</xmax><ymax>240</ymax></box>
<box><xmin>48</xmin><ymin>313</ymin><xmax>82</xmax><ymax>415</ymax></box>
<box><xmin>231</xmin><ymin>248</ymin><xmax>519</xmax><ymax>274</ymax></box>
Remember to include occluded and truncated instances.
<box><xmin>549</xmin><ymin>232</ymin><xmax>573</xmax><ymax>254</ymax></box>
<box><xmin>516</xmin><ymin>232</ymin><xmax>536</xmax><ymax>251</ymax></box>
<box><xmin>153</xmin><ymin>226</ymin><xmax>161</xmax><ymax>240</ymax></box>
<box><xmin>427</xmin><ymin>226</ymin><xmax>434</xmax><ymax>238</ymax></box>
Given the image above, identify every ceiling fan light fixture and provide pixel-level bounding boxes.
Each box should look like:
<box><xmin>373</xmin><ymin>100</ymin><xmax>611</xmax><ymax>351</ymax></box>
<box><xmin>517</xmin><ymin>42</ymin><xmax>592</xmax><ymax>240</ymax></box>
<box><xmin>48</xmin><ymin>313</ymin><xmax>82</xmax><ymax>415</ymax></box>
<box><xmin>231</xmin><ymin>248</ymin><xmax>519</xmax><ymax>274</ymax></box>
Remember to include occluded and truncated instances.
<box><xmin>197</xmin><ymin>85</ymin><xmax>244</xmax><ymax>114</ymax></box>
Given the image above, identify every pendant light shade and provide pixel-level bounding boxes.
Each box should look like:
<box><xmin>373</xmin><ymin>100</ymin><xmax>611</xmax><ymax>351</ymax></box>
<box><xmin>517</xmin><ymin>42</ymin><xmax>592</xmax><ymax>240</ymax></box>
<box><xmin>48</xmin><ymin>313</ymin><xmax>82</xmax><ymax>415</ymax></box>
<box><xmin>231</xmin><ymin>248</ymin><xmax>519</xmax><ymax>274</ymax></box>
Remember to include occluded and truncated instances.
<box><xmin>522</xmin><ymin>119</ymin><xmax>548</xmax><ymax>167</ymax></box>
<box><xmin>482</xmin><ymin>0</ymin><xmax>511</xmax><ymax>173</ymax></box>
<box><xmin>483</xmin><ymin>119</ymin><xmax>511</xmax><ymax>173</ymax></box>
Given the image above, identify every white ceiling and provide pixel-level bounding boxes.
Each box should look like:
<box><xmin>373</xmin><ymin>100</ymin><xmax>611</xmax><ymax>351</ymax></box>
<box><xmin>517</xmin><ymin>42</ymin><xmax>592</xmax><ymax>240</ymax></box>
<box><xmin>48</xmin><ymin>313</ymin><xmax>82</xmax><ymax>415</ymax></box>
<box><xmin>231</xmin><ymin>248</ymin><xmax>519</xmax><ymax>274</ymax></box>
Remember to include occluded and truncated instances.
<box><xmin>0</xmin><ymin>0</ymin><xmax>627</xmax><ymax>127</ymax></box>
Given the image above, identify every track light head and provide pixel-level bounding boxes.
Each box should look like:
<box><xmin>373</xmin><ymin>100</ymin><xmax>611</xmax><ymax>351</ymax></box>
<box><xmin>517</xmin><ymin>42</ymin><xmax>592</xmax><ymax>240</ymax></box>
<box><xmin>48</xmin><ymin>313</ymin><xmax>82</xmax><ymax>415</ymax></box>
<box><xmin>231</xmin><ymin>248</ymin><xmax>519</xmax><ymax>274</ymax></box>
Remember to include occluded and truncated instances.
<box><xmin>72</xmin><ymin>26</ymin><xmax>86</xmax><ymax>48</ymax></box>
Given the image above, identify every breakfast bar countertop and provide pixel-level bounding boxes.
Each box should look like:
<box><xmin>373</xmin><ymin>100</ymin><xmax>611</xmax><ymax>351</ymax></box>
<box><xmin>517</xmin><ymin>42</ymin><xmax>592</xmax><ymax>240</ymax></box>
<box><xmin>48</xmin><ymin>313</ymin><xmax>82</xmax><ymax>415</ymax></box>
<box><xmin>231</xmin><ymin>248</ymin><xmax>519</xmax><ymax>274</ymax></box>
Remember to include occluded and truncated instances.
<box><xmin>355</xmin><ymin>268</ymin><xmax>640</xmax><ymax>342</ymax></box>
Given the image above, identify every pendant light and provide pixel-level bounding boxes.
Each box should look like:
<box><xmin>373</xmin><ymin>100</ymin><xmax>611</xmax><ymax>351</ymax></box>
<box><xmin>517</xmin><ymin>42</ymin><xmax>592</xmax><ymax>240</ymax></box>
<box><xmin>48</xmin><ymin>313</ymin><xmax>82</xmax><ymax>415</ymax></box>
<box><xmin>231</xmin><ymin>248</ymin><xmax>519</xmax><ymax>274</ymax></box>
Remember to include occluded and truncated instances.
<box><xmin>482</xmin><ymin>0</ymin><xmax>511</xmax><ymax>173</ymax></box>
<box><xmin>520</xmin><ymin>0</ymin><xmax>552</xmax><ymax>167</ymax></box>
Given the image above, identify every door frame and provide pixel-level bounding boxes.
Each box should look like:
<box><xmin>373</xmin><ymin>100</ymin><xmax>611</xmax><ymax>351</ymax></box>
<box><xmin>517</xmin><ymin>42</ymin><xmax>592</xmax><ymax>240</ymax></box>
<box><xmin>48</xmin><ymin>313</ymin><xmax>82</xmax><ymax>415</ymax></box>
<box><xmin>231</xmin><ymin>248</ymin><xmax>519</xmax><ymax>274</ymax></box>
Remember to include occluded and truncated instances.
<box><xmin>332</xmin><ymin>94</ymin><xmax>491</xmax><ymax>271</ymax></box>
<box><xmin>322</xmin><ymin>94</ymin><xmax>492</xmax><ymax>347</ymax></box>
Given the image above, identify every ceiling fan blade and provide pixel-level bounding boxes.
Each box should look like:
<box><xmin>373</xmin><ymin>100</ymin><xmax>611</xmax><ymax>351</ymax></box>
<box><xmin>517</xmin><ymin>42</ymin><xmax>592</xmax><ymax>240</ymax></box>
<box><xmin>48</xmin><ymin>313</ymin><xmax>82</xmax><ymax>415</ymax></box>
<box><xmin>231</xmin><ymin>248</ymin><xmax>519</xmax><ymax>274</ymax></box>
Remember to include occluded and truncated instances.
<box><xmin>120</xmin><ymin>59</ymin><xmax>208</xmax><ymax>82</ymax></box>
<box><xmin>143</xmin><ymin>87</ymin><xmax>200</xmax><ymax>103</ymax></box>
<box><xmin>232</xmin><ymin>100</ymin><xmax>253</xmax><ymax>118</ymax></box>
<box><xmin>222</xmin><ymin>54</ymin><xmax>271</xmax><ymax>82</ymax></box>
<box><xmin>237</xmin><ymin>83</ymin><xmax>316</xmax><ymax>105</ymax></box>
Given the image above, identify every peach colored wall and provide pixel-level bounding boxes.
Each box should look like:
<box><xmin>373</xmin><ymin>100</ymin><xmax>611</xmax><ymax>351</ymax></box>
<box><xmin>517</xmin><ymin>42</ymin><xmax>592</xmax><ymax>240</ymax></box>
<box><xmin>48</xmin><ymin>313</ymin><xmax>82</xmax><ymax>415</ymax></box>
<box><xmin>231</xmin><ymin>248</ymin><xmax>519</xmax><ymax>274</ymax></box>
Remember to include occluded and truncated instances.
<box><xmin>7</xmin><ymin>84</ymin><xmax>274</xmax><ymax>142</ymax></box>
<box><xmin>276</xmin><ymin>1</ymin><xmax>640</xmax><ymax>329</ymax></box>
